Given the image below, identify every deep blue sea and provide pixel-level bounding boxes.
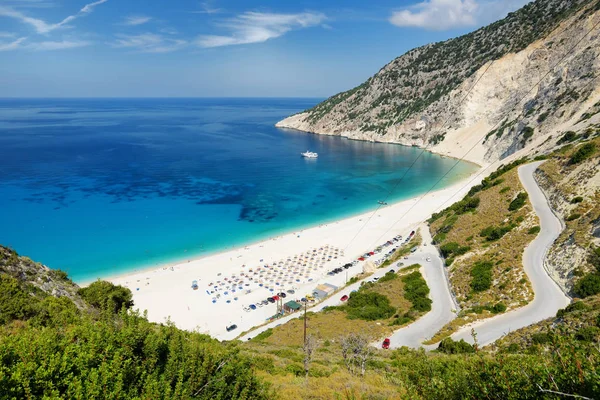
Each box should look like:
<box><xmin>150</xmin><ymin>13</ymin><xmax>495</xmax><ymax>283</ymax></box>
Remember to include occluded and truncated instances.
<box><xmin>0</xmin><ymin>98</ymin><xmax>477</xmax><ymax>283</ymax></box>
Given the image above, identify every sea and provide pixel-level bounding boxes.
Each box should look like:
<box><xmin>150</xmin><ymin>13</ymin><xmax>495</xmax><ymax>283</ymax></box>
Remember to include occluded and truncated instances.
<box><xmin>0</xmin><ymin>98</ymin><xmax>478</xmax><ymax>283</ymax></box>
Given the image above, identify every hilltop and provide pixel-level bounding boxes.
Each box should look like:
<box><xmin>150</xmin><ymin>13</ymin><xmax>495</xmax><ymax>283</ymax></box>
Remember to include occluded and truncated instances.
<box><xmin>277</xmin><ymin>0</ymin><xmax>600</xmax><ymax>165</ymax></box>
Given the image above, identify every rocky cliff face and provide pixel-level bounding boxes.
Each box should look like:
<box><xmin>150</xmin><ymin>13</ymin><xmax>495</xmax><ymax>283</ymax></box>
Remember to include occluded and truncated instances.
<box><xmin>277</xmin><ymin>0</ymin><xmax>600</xmax><ymax>165</ymax></box>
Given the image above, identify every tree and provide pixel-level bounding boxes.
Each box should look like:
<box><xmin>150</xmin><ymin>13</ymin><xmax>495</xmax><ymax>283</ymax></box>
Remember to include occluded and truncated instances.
<box><xmin>78</xmin><ymin>280</ymin><xmax>133</xmax><ymax>313</ymax></box>
<box><xmin>303</xmin><ymin>334</ymin><xmax>318</xmax><ymax>378</ymax></box>
<box><xmin>340</xmin><ymin>333</ymin><xmax>373</xmax><ymax>377</ymax></box>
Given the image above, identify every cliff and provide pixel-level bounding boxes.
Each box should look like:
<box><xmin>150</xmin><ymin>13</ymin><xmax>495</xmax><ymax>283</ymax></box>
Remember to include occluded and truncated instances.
<box><xmin>277</xmin><ymin>0</ymin><xmax>600</xmax><ymax>165</ymax></box>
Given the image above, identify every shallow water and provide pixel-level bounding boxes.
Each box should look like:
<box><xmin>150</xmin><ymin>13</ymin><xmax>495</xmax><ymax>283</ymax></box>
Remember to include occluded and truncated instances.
<box><xmin>0</xmin><ymin>98</ymin><xmax>477</xmax><ymax>282</ymax></box>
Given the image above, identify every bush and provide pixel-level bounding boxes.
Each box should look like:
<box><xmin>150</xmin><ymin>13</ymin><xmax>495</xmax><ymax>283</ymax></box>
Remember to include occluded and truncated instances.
<box><xmin>575</xmin><ymin>327</ymin><xmax>599</xmax><ymax>342</ymax></box>
<box><xmin>0</xmin><ymin>275</ymin><xmax>39</xmax><ymax>324</ymax></box>
<box><xmin>570</xmin><ymin>196</ymin><xmax>584</xmax><ymax>204</ymax></box>
<box><xmin>528</xmin><ymin>226</ymin><xmax>541</xmax><ymax>234</ymax></box>
<box><xmin>573</xmin><ymin>274</ymin><xmax>600</xmax><ymax>298</ymax></box>
<box><xmin>491</xmin><ymin>302</ymin><xmax>507</xmax><ymax>313</ymax></box>
<box><xmin>402</xmin><ymin>271</ymin><xmax>432</xmax><ymax>313</ymax></box>
<box><xmin>557</xmin><ymin>131</ymin><xmax>578</xmax><ymax>145</ymax></box>
<box><xmin>566</xmin><ymin>213</ymin><xmax>581</xmax><ymax>221</ymax></box>
<box><xmin>509</xmin><ymin>192</ymin><xmax>528</xmax><ymax>211</ymax></box>
<box><xmin>437</xmin><ymin>338</ymin><xmax>475</xmax><ymax>354</ymax></box>
<box><xmin>470</xmin><ymin>260</ymin><xmax>494</xmax><ymax>292</ymax></box>
<box><xmin>499</xmin><ymin>186</ymin><xmax>511</xmax><ymax>194</ymax></box>
<box><xmin>440</xmin><ymin>242</ymin><xmax>471</xmax><ymax>258</ymax></box>
<box><xmin>253</xmin><ymin>328</ymin><xmax>273</xmax><ymax>341</ymax></box>
<box><xmin>480</xmin><ymin>224</ymin><xmax>515</xmax><ymax>241</ymax></box>
<box><xmin>532</xmin><ymin>332</ymin><xmax>552</xmax><ymax>345</ymax></box>
<box><xmin>569</xmin><ymin>142</ymin><xmax>596</xmax><ymax>165</ymax></box>
<box><xmin>378</xmin><ymin>271</ymin><xmax>398</xmax><ymax>283</ymax></box>
<box><xmin>78</xmin><ymin>280</ymin><xmax>134</xmax><ymax>313</ymax></box>
<box><xmin>344</xmin><ymin>291</ymin><xmax>396</xmax><ymax>321</ymax></box>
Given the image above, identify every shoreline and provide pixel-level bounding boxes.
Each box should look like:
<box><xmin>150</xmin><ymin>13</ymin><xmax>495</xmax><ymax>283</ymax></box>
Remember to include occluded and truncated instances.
<box><xmin>107</xmin><ymin>164</ymin><xmax>490</xmax><ymax>340</ymax></box>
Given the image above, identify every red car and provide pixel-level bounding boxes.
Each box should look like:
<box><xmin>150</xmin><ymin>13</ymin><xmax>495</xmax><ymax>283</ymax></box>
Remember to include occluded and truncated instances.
<box><xmin>382</xmin><ymin>338</ymin><xmax>391</xmax><ymax>349</ymax></box>
<box><xmin>340</xmin><ymin>295</ymin><xmax>349</xmax><ymax>302</ymax></box>
<box><xmin>358</xmin><ymin>257</ymin><xmax>365</xmax><ymax>261</ymax></box>
<box><xmin>369</xmin><ymin>252</ymin><xmax>375</xmax><ymax>256</ymax></box>
<box><xmin>272</xmin><ymin>295</ymin><xmax>280</xmax><ymax>301</ymax></box>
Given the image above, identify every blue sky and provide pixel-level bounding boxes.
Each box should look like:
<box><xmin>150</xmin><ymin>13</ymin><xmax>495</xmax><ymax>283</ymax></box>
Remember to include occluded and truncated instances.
<box><xmin>0</xmin><ymin>0</ymin><xmax>530</xmax><ymax>97</ymax></box>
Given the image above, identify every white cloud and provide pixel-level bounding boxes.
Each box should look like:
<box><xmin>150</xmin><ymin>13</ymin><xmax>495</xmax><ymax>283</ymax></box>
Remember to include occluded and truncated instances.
<box><xmin>390</xmin><ymin>0</ymin><xmax>478</xmax><ymax>30</ymax></box>
<box><xmin>112</xmin><ymin>33</ymin><xmax>187</xmax><ymax>53</ymax></box>
<box><xmin>27</xmin><ymin>39</ymin><xmax>90</xmax><ymax>50</ymax></box>
<box><xmin>196</xmin><ymin>11</ymin><xmax>326</xmax><ymax>48</ymax></box>
<box><xmin>193</xmin><ymin>1</ymin><xmax>224</xmax><ymax>15</ymax></box>
<box><xmin>0</xmin><ymin>36</ymin><xmax>27</xmax><ymax>51</ymax></box>
<box><xmin>0</xmin><ymin>0</ymin><xmax>107</xmax><ymax>34</ymax></box>
<box><xmin>389</xmin><ymin>0</ymin><xmax>531</xmax><ymax>31</ymax></box>
<box><xmin>0</xmin><ymin>32</ymin><xmax>17</xmax><ymax>38</ymax></box>
<box><xmin>123</xmin><ymin>15</ymin><xmax>152</xmax><ymax>26</ymax></box>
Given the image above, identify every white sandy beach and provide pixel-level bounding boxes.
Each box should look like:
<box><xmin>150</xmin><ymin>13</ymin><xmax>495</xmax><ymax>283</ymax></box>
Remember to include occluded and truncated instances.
<box><xmin>109</xmin><ymin>166</ymin><xmax>490</xmax><ymax>341</ymax></box>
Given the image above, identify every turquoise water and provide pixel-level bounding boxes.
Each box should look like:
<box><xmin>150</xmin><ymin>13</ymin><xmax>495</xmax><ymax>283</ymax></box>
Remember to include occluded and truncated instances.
<box><xmin>0</xmin><ymin>98</ymin><xmax>477</xmax><ymax>283</ymax></box>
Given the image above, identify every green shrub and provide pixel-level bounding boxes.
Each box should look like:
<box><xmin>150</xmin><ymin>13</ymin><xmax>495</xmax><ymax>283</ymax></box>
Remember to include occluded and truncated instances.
<box><xmin>480</xmin><ymin>224</ymin><xmax>515</xmax><ymax>241</ymax></box>
<box><xmin>0</xmin><ymin>275</ymin><xmax>40</xmax><ymax>324</ymax></box>
<box><xmin>437</xmin><ymin>338</ymin><xmax>475</xmax><ymax>354</ymax></box>
<box><xmin>528</xmin><ymin>226</ymin><xmax>541</xmax><ymax>234</ymax></box>
<box><xmin>343</xmin><ymin>291</ymin><xmax>396</xmax><ymax>321</ymax></box>
<box><xmin>575</xmin><ymin>327</ymin><xmax>599</xmax><ymax>342</ymax></box>
<box><xmin>378</xmin><ymin>271</ymin><xmax>398</xmax><ymax>283</ymax></box>
<box><xmin>566</xmin><ymin>213</ymin><xmax>581</xmax><ymax>221</ymax></box>
<box><xmin>569</xmin><ymin>142</ymin><xmax>596</xmax><ymax>165</ymax></box>
<box><xmin>499</xmin><ymin>186</ymin><xmax>511</xmax><ymax>194</ymax></box>
<box><xmin>557</xmin><ymin>131</ymin><xmax>578</xmax><ymax>145</ymax></box>
<box><xmin>570</xmin><ymin>196</ymin><xmax>584</xmax><ymax>204</ymax></box>
<box><xmin>402</xmin><ymin>271</ymin><xmax>432</xmax><ymax>313</ymax></box>
<box><xmin>573</xmin><ymin>274</ymin><xmax>600</xmax><ymax>298</ymax></box>
<box><xmin>470</xmin><ymin>260</ymin><xmax>494</xmax><ymax>292</ymax></box>
<box><xmin>491</xmin><ymin>302</ymin><xmax>507</xmax><ymax>313</ymax></box>
<box><xmin>532</xmin><ymin>332</ymin><xmax>552</xmax><ymax>345</ymax></box>
<box><xmin>78</xmin><ymin>280</ymin><xmax>134</xmax><ymax>314</ymax></box>
<box><xmin>440</xmin><ymin>242</ymin><xmax>471</xmax><ymax>258</ymax></box>
<box><xmin>509</xmin><ymin>192</ymin><xmax>528</xmax><ymax>211</ymax></box>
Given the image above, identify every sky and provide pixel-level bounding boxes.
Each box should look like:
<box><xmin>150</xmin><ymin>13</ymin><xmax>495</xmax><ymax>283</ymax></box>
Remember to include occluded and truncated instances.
<box><xmin>0</xmin><ymin>0</ymin><xmax>531</xmax><ymax>97</ymax></box>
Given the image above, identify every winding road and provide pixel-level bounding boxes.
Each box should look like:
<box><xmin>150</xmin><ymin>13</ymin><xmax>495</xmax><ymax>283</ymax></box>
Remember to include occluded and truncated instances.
<box><xmin>449</xmin><ymin>161</ymin><xmax>570</xmax><ymax>346</ymax></box>
<box><xmin>240</xmin><ymin>161</ymin><xmax>571</xmax><ymax>348</ymax></box>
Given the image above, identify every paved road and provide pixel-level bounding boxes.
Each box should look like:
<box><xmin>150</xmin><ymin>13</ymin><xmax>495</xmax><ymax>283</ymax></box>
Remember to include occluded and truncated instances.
<box><xmin>451</xmin><ymin>161</ymin><xmax>570</xmax><ymax>346</ymax></box>
<box><xmin>387</xmin><ymin>228</ymin><xmax>457</xmax><ymax>349</ymax></box>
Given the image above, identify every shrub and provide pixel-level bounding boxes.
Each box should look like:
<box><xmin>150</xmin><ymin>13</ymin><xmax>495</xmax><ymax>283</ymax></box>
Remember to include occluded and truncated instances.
<box><xmin>402</xmin><ymin>271</ymin><xmax>432</xmax><ymax>313</ymax></box>
<box><xmin>573</xmin><ymin>274</ymin><xmax>600</xmax><ymax>298</ymax></box>
<box><xmin>499</xmin><ymin>187</ymin><xmax>511</xmax><ymax>194</ymax></box>
<box><xmin>569</xmin><ymin>142</ymin><xmax>596</xmax><ymax>165</ymax></box>
<box><xmin>0</xmin><ymin>275</ymin><xmax>39</xmax><ymax>324</ymax></box>
<box><xmin>532</xmin><ymin>332</ymin><xmax>552</xmax><ymax>345</ymax></box>
<box><xmin>344</xmin><ymin>291</ymin><xmax>396</xmax><ymax>321</ymax></box>
<box><xmin>470</xmin><ymin>260</ymin><xmax>494</xmax><ymax>292</ymax></box>
<box><xmin>575</xmin><ymin>327</ymin><xmax>599</xmax><ymax>342</ymax></box>
<box><xmin>378</xmin><ymin>271</ymin><xmax>397</xmax><ymax>283</ymax></box>
<box><xmin>557</xmin><ymin>131</ymin><xmax>578</xmax><ymax>145</ymax></box>
<box><xmin>480</xmin><ymin>224</ymin><xmax>515</xmax><ymax>241</ymax></box>
<box><xmin>440</xmin><ymin>242</ymin><xmax>471</xmax><ymax>258</ymax></box>
<box><xmin>437</xmin><ymin>338</ymin><xmax>475</xmax><ymax>354</ymax></box>
<box><xmin>566</xmin><ymin>213</ymin><xmax>581</xmax><ymax>221</ymax></box>
<box><xmin>509</xmin><ymin>192</ymin><xmax>528</xmax><ymax>211</ymax></box>
<box><xmin>528</xmin><ymin>226</ymin><xmax>541</xmax><ymax>234</ymax></box>
<box><xmin>491</xmin><ymin>302</ymin><xmax>507</xmax><ymax>313</ymax></box>
<box><xmin>78</xmin><ymin>280</ymin><xmax>134</xmax><ymax>313</ymax></box>
<box><xmin>570</xmin><ymin>196</ymin><xmax>584</xmax><ymax>204</ymax></box>
<box><xmin>253</xmin><ymin>328</ymin><xmax>273</xmax><ymax>341</ymax></box>
<box><xmin>521</xmin><ymin>126</ymin><xmax>534</xmax><ymax>142</ymax></box>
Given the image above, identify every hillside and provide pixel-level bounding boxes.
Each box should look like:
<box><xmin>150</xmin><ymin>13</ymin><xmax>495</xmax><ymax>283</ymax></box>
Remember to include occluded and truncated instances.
<box><xmin>277</xmin><ymin>0</ymin><xmax>600</xmax><ymax>165</ymax></box>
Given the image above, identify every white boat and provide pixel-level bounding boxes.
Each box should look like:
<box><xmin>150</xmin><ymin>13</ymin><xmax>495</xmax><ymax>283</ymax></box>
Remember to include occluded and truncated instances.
<box><xmin>301</xmin><ymin>150</ymin><xmax>318</xmax><ymax>158</ymax></box>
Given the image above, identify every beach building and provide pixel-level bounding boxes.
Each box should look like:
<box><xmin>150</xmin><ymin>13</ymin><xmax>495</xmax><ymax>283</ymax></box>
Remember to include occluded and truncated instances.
<box><xmin>313</xmin><ymin>283</ymin><xmax>338</xmax><ymax>299</ymax></box>
<box><xmin>283</xmin><ymin>300</ymin><xmax>302</xmax><ymax>313</ymax></box>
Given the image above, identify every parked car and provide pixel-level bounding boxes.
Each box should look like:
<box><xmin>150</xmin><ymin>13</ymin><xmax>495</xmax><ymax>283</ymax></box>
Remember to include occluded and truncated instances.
<box><xmin>267</xmin><ymin>297</ymin><xmax>275</xmax><ymax>303</ymax></box>
<box><xmin>382</xmin><ymin>338</ymin><xmax>391</xmax><ymax>349</ymax></box>
<box><xmin>249</xmin><ymin>304</ymin><xmax>257</xmax><ymax>310</ymax></box>
<box><xmin>226</xmin><ymin>324</ymin><xmax>238</xmax><ymax>332</ymax></box>
<box><xmin>389</xmin><ymin>269</ymin><xmax>395</xmax><ymax>274</ymax></box>
<box><xmin>340</xmin><ymin>295</ymin><xmax>349</xmax><ymax>302</ymax></box>
<box><xmin>301</xmin><ymin>297</ymin><xmax>308</xmax><ymax>302</ymax></box>
<box><xmin>426</xmin><ymin>257</ymin><xmax>431</xmax><ymax>262</ymax></box>
<box><xmin>358</xmin><ymin>257</ymin><xmax>365</xmax><ymax>261</ymax></box>
<box><xmin>287</xmin><ymin>289</ymin><xmax>295</xmax><ymax>294</ymax></box>
<box><xmin>272</xmin><ymin>295</ymin><xmax>280</xmax><ymax>301</ymax></box>
<box><xmin>261</xmin><ymin>300</ymin><xmax>269</xmax><ymax>305</ymax></box>
<box><xmin>278</xmin><ymin>292</ymin><xmax>287</xmax><ymax>298</ymax></box>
